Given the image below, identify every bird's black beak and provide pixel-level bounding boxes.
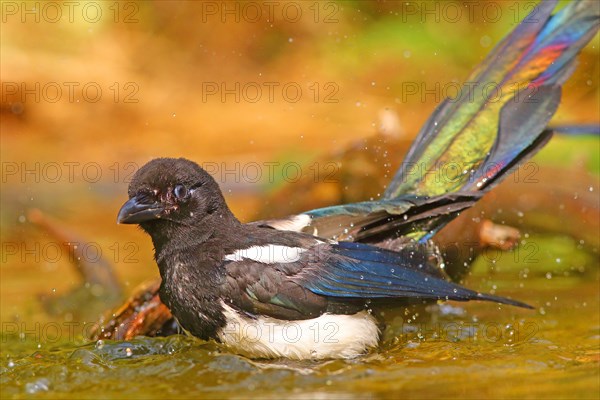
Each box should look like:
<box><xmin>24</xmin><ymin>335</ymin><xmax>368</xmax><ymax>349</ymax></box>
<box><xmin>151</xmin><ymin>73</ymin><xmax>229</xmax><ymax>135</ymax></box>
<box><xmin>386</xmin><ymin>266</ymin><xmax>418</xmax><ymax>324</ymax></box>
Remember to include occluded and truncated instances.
<box><xmin>117</xmin><ymin>196</ymin><xmax>164</xmax><ymax>224</ymax></box>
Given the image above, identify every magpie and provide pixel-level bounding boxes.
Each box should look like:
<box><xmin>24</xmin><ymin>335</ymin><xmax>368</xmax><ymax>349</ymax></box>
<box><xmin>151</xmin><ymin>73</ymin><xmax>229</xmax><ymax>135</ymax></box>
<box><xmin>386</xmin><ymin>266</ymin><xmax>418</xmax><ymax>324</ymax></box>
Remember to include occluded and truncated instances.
<box><xmin>116</xmin><ymin>1</ymin><xmax>598</xmax><ymax>359</ymax></box>
<box><xmin>117</xmin><ymin>158</ymin><xmax>531</xmax><ymax>359</ymax></box>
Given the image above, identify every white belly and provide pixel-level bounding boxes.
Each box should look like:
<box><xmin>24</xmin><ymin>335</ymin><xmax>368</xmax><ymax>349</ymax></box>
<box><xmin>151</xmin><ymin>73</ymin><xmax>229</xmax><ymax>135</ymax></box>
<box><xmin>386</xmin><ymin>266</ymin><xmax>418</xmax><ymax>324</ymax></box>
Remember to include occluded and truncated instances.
<box><xmin>217</xmin><ymin>302</ymin><xmax>379</xmax><ymax>360</ymax></box>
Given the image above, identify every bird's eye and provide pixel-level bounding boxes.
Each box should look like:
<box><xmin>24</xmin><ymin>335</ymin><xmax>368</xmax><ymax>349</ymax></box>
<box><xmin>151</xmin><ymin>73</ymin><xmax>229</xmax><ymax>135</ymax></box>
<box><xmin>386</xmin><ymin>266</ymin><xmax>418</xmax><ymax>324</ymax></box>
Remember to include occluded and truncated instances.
<box><xmin>173</xmin><ymin>184</ymin><xmax>188</xmax><ymax>200</ymax></box>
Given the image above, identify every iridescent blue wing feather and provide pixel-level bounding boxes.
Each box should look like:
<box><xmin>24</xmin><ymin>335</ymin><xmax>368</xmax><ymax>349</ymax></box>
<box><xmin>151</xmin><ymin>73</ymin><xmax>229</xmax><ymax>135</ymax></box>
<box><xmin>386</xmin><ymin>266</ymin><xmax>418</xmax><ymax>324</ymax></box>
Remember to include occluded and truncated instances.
<box><xmin>296</xmin><ymin>242</ymin><xmax>532</xmax><ymax>308</ymax></box>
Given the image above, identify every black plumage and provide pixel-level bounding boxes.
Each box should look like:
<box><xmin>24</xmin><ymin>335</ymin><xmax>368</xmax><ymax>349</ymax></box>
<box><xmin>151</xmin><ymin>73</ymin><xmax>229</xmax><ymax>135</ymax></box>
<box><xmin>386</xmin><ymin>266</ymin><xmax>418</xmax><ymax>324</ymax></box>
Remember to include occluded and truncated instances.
<box><xmin>118</xmin><ymin>158</ymin><xmax>531</xmax><ymax>347</ymax></box>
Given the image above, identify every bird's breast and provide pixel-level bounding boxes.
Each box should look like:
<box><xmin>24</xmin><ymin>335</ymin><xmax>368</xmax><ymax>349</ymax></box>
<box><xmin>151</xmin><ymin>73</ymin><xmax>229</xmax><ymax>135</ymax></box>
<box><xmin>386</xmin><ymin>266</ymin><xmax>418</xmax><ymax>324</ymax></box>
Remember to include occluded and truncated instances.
<box><xmin>216</xmin><ymin>302</ymin><xmax>380</xmax><ymax>360</ymax></box>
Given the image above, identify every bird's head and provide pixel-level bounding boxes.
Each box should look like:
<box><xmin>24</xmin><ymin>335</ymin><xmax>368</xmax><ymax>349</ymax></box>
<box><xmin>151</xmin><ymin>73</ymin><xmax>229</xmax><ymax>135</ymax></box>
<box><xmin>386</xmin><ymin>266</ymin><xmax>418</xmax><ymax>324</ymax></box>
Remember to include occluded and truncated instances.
<box><xmin>117</xmin><ymin>158</ymin><xmax>232</xmax><ymax>236</ymax></box>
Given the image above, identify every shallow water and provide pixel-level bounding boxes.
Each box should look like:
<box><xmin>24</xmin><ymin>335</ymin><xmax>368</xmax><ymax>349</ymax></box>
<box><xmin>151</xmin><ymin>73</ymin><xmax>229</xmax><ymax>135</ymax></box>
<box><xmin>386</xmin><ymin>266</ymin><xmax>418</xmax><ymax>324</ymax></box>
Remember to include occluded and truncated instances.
<box><xmin>2</xmin><ymin>237</ymin><xmax>598</xmax><ymax>399</ymax></box>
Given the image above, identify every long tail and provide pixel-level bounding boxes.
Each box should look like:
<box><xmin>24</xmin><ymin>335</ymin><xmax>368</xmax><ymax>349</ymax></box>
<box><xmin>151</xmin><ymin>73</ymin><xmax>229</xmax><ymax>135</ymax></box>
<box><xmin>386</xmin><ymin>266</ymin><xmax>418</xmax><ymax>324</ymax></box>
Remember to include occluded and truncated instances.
<box><xmin>384</xmin><ymin>0</ymin><xmax>599</xmax><ymax>201</ymax></box>
<box><xmin>550</xmin><ymin>124</ymin><xmax>600</xmax><ymax>136</ymax></box>
<box><xmin>265</xmin><ymin>1</ymin><xmax>598</xmax><ymax>245</ymax></box>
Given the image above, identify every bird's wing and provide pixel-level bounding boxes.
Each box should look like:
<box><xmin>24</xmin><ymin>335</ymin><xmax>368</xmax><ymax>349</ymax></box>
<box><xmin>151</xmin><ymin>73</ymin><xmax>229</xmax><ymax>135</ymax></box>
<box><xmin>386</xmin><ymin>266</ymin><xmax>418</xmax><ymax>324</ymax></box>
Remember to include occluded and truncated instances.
<box><xmin>253</xmin><ymin>193</ymin><xmax>480</xmax><ymax>243</ymax></box>
<box><xmin>293</xmin><ymin>241</ymin><xmax>532</xmax><ymax>309</ymax></box>
<box><xmin>220</xmin><ymin>239</ymin><xmax>530</xmax><ymax>323</ymax></box>
<box><xmin>221</xmin><ymin>243</ymin><xmax>332</xmax><ymax>321</ymax></box>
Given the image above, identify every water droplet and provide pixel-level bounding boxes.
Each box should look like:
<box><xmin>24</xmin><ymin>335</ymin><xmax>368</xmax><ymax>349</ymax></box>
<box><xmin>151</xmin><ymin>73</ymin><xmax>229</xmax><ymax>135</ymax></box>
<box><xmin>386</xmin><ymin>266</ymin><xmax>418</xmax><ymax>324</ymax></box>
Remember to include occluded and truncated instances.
<box><xmin>360</xmin><ymin>275</ymin><xmax>364</xmax><ymax>280</ymax></box>
<box><xmin>125</xmin><ymin>347</ymin><xmax>133</xmax><ymax>357</ymax></box>
<box><xmin>95</xmin><ymin>340</ymin><xmax>105</xmax><ymax>350</ymax></box>
<box><xmin>546</xmin><ymin>272</ymin><xmax>552</xmax><ymax>279</ymax></box>
<box><xmin>25</xmin><ymin>379</ymin><xmax>50</xmax><ymax>394</ymax></box>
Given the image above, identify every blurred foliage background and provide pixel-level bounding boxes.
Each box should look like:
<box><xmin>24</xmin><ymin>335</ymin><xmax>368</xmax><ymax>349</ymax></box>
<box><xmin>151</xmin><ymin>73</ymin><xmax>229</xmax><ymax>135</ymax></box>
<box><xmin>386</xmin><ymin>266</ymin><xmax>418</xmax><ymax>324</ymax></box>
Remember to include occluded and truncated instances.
<box><xmin>1</xmin><ymin>0</ymin><xmax>598</xmax><ymax>323</ymax></box>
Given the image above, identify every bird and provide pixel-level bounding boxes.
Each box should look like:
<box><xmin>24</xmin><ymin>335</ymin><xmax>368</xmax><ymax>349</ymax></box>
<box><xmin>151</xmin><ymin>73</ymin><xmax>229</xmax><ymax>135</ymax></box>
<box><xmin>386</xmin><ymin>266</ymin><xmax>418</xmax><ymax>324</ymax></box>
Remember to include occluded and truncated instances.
<box><xmin>117</xmin><ymin>0</ymin><xmax>599</xmax><ymax>359</ymax></box>
<box><xmin>117</xmin><ymin>158</ymin><xmax>531</xmax><ymax>360</ymax></box>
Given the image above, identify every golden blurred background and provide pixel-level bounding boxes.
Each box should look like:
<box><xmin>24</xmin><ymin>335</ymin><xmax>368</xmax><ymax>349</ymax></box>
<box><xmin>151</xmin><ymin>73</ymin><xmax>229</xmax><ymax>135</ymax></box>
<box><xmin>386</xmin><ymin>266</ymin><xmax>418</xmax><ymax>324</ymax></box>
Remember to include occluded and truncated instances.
<box><xmin>1</xmin><ymin>0</ymin><xmax>598</xmax><ymax>320</ymax></box>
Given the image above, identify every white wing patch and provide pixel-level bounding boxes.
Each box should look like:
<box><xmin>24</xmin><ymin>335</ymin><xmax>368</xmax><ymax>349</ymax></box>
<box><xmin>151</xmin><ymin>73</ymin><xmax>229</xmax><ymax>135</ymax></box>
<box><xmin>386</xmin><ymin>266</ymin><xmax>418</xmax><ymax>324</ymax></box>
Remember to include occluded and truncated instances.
<box><xmin>224</xmin><ymin>245</ymin><xmax>306</xmax><ymax>264</ymax></box>
<box><xmin>218</xmin><ymin>302</ymin><xmax>379</xmax><ymax>360</ymax></box>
